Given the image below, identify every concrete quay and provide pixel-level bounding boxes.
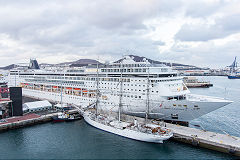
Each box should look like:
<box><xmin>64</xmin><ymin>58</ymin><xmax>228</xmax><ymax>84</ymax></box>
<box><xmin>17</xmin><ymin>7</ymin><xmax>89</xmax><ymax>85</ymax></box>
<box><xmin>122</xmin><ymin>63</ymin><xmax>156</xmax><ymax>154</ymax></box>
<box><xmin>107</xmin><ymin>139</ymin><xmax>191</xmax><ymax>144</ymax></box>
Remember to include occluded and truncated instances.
<box><xmin>166</xmin><ymin>123</ymin><xmax>240</xmax><ymax>156</ymax></box>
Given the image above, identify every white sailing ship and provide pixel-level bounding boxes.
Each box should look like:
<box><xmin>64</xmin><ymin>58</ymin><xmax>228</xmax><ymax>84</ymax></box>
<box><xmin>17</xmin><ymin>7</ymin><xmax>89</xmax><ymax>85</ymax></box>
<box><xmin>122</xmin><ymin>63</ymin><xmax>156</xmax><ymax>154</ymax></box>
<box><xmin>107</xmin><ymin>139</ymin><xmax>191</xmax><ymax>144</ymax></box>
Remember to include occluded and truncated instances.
<box><xmin>7</xmin><ymin>56</ymin><xmax>232</xmax><ymax>122</ymax></box>
<box><xmin>83</xmin><ymin>110</ymin><xmax>173</xmax><ymax>143</ymax></box>
<box><xmin>83</xmin><ymin>62</ymin><xmax>173</xmax><ymax>143</ymax></box>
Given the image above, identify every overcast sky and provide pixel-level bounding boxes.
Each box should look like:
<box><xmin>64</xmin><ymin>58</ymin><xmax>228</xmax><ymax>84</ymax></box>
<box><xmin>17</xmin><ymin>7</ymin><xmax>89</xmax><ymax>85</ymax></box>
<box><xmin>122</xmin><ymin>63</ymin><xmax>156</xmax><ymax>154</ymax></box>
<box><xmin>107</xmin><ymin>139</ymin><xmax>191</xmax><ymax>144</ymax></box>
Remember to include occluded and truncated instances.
<box><xmin>0</xmin><ymin>0</ymin><xmax>239</xmax><ymax>68</ymax></box>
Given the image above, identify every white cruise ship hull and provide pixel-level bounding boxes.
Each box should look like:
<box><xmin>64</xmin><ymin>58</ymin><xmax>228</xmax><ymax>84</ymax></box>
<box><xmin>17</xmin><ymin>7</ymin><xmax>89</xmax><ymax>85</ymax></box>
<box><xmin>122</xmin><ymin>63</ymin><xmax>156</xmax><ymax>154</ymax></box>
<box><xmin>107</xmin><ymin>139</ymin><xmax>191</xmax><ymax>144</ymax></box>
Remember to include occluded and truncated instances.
<box><xmin>123</xmin><ymin>100</ymin><xmax>231</xmax><ymax>121</ymax></box>
<box><xmin>83</xmin><ymin>112</ymin><xmax>172</xmax><ymax>143</ymax></box>
<box><xmin>22</xmin><ymin>88</ymin><xmax>231</xmax><ymax>122</ymax></box>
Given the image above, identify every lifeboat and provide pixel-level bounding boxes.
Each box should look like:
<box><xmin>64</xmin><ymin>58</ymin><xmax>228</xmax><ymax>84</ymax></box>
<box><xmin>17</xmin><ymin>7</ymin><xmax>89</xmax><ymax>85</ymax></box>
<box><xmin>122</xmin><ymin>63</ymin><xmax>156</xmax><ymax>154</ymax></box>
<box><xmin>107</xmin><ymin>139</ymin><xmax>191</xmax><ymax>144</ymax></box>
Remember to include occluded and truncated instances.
<box><xmin>52</xmin><ymin>86</ymin><xmax>58</xmax><ymax>88</ymax></box>
<box><xmin>74</xmin><ymin>88</ymin><xmax>81</xmax><ymax>90</ymax></box>
<box><xmin>66</xmin><ymin>87</ymin><xmax>72</xmax><ymax>90</ymax></box>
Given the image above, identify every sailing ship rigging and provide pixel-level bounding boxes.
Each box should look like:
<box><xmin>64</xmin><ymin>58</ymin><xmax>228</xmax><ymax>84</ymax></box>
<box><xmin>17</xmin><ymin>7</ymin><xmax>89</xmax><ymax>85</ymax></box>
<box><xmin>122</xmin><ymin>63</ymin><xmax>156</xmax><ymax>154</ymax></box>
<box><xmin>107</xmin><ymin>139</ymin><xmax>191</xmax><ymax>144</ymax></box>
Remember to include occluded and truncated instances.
<box><xmin>82</xmin><ymin>60</ymin><xmax>173</xmax><ymax>143</ymax></box>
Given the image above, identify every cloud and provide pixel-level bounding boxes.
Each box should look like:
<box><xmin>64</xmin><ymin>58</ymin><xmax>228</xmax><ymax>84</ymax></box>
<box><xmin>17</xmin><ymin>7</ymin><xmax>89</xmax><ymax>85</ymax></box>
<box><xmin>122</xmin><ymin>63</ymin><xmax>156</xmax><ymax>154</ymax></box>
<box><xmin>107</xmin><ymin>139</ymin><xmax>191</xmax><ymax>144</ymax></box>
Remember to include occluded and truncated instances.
<box><xmin>0</xmin><ymin>0</ymin><xmax>183</xmax><ymax>65</ymax></box>
<box><xmin>184</xmin><ymin>0</ymin><xmax>224</xmax><ymax>18</ymax></box>
<box><xmin>175</xmin><ymin>13</ymin><xmax>240</xmax><ymax>42</ymax></box>
<box><xmin>162</xmin><ymin>35</ymin><xmax>240</xmax><ymax>68</ymax></box>
<box><xmin>0</xmin><ymin>0</ymin><xmax>239</xmax><ymax>68</ymax></box>
<box><xmin>152</xmin><ymin>41</ymin><xmax>165</xmax><ymax>46</ymax></box>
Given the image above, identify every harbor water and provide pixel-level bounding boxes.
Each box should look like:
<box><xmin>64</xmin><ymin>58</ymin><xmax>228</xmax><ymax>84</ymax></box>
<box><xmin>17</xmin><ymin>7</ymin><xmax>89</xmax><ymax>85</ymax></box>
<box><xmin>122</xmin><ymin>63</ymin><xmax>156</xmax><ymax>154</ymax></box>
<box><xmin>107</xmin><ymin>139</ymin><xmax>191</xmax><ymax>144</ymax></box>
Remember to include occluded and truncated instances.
<box><xmin>0</xmin><ymin>76</ymin><xmax>239</xmax><ymax>159</ymax></box>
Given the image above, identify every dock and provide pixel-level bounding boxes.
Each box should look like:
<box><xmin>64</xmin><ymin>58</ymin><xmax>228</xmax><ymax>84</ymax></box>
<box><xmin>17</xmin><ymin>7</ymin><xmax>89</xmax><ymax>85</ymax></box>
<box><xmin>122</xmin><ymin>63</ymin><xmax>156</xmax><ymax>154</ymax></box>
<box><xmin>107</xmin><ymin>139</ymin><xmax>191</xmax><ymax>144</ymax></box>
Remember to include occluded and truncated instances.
<box><xmin>166</xmin><ymin>123</ymin><xmax>240</xmax><ymax>156</ymax></box>
<box><xmin>0</xmin><ymin>109</ymin><xmax>79</xmax><ymax>132</ymax></box>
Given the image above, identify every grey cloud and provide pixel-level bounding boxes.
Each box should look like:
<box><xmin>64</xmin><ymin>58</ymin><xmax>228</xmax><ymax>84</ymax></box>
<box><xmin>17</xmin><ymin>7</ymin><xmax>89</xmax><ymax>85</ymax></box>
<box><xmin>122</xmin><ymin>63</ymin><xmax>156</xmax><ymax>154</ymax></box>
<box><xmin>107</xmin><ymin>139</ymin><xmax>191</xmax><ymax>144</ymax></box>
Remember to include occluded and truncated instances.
<box><xmin>175</xmin><ymin>13</ymin><xmax>240</xmax><ymax>41</ymax></box>
<box><xmin>184</xmin><ymin>1</ymin><xmax>224</xmax><ymax>18</ymax></box>
<box><xmin>220</xmin><ymin>14</ymin><xmax>240</xmax><ymax>31</ymax></box>
<box><xmin>175</xmin><ymin>24</ymin><xmax>226</xmax><ymax>41</ymax></box>
<box><xmin>152</xmin><ymin>41</ymin><xmax>165</xmax><ymax>46</ymax></box>
<box><xmin>164</xmin><ymin>40</ymin><xmax>240</xmax><ymax>68</ymax></box>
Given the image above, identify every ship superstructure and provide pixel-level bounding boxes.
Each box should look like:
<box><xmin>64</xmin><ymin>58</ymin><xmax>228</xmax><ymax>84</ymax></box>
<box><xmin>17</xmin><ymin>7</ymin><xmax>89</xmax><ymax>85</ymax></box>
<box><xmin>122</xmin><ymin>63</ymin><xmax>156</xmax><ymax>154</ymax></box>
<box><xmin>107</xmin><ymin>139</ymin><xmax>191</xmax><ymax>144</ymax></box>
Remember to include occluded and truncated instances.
<box><xmin>8</xmin><ymin>56</ymin><xmax>232</xmax><ymax>122</ymax></box>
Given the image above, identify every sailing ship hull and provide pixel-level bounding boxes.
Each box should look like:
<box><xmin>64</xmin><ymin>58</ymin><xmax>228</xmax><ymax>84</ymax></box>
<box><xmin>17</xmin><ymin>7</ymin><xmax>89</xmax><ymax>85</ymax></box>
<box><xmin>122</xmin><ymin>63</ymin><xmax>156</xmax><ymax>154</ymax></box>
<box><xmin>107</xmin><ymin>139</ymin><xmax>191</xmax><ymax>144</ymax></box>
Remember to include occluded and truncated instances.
<box><xmin>83</xmin><ymin>112</ymin><xmax>172</xmax><ymax>143</ymax></box>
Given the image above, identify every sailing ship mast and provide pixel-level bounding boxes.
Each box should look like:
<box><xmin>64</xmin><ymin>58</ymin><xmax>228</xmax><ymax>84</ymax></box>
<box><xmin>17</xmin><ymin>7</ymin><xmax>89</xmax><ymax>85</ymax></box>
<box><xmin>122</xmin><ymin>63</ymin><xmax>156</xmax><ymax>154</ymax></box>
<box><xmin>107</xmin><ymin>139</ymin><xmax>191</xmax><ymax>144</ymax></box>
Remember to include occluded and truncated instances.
<box><xmin>95</xmin><ymin>61</ymin><xmax>100</xmax><ymax>117</ymax></box>
<box><xmin>118</xmin><ymin>61</ymin><xmax>123</xmax><ymax>121</ymax></box>
<box><xmin>145</xmin><ymin>62</ymin><xmax>150</xmax><ymax>121</ymax></box>
<box><xmin>60</xmin><ymin>77</ymin><xmax>63</xmax><ymax>108</ymax></box>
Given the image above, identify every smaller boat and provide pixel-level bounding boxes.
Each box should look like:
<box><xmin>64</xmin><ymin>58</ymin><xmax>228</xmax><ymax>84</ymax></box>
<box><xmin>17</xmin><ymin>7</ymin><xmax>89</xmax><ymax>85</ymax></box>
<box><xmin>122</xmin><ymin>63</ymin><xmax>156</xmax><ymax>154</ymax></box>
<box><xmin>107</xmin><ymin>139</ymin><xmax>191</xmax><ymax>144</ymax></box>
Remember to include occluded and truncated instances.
<box><xmin>228</xmin><ymin>72</ymin><xmax>240</xmax><ymax>79</ymax></box>
<box><xmin>52</xmin><ymin>112</ymin><xmax>81</xmax><ymax>122</ymax></box>
<box><xmin>54</xmin><ymin>103</ymin><xmax>74</xmax><ymax>111</ymax></box>
<box><xmin>183</xmin><ymin>77</ymin><xmax>213</xmax><ymax>88</ymax></box>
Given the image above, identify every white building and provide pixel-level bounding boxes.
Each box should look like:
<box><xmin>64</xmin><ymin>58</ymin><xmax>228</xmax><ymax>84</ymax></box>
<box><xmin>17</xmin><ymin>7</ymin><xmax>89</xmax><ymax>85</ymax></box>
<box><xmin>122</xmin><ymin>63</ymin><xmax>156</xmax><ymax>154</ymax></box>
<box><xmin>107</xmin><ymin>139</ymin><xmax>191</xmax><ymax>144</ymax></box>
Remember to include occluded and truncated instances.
<box><xmin>23</xmin><ymin>100</ymin><xmax>52</xmax><ymax>113</ymax></box>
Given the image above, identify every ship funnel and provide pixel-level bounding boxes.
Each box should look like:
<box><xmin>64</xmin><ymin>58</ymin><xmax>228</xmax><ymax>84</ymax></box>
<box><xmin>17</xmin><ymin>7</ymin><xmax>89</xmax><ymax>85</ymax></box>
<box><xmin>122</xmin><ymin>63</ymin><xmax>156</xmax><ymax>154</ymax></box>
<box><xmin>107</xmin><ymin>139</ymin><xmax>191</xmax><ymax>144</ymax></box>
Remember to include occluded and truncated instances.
<box><xmin>29</xmin><ymin>58</ymin><xmax>40</xmax><ymax>69</ymax></box>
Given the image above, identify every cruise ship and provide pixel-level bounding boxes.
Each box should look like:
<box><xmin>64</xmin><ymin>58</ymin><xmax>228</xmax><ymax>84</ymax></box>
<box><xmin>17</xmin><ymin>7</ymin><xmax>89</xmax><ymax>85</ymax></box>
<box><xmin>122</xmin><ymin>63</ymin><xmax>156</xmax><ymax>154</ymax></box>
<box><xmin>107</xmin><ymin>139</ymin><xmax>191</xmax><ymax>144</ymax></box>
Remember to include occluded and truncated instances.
<box><xmin>8</xmin><ymin>56</ymin><xmax>232</xmax><ymax>122</ymax></box>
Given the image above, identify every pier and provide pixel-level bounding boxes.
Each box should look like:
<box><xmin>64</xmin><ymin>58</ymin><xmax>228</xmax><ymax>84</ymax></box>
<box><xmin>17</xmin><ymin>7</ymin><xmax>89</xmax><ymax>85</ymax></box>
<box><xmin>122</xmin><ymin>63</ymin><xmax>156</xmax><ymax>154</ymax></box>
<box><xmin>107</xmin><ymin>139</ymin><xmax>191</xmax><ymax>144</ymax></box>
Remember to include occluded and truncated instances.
<box><xmin>166</xmin><ymin>123</ymin><xmax>240</xmax><ymax>156</ymax></box>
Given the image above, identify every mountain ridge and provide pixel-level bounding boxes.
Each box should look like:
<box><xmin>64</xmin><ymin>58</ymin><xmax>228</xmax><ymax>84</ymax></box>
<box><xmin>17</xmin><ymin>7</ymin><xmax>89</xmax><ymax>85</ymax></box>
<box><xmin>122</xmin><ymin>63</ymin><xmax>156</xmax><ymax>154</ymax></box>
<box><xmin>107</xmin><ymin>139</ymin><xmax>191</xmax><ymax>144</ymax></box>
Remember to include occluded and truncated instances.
<box><xmin>0</xmin><ymin>55</ymin><xmax>205</xmax><ymax>70</ymax></box>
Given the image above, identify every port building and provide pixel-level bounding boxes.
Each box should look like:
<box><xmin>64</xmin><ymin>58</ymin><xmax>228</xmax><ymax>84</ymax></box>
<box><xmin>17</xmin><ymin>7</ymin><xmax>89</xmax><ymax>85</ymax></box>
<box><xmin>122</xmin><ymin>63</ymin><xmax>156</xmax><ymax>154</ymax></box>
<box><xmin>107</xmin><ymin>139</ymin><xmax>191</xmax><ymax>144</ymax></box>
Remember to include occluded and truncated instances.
<box><xmin>23</xmin><ymin>100</ymin><xmax>52</xmax><ymax>113</ymax></box>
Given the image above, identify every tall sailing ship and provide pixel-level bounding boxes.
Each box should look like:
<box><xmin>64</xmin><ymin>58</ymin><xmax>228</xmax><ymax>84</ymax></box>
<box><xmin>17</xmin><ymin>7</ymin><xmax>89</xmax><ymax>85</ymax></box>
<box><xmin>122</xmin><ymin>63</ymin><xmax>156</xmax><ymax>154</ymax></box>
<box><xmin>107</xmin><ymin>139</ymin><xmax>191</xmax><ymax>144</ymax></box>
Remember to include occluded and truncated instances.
<box><xmin>8</xmin><ymin>56</ymin><xmax>232</xmax><ymax>122</ymax></box>
<box><xmin>82</xmin><ymin>61</ymin><xmax>173</xmax><ymax>143</ymax></box>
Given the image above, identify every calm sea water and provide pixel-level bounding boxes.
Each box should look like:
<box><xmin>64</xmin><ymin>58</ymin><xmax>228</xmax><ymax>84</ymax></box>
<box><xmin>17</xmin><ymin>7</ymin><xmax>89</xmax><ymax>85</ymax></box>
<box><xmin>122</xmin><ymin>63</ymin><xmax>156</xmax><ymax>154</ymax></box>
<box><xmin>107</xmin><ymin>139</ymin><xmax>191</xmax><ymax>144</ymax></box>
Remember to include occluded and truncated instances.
<box><xmin>0</xmin><ymin>76</ymin><xmax>239</xmax><ymax>159</ymax></box>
